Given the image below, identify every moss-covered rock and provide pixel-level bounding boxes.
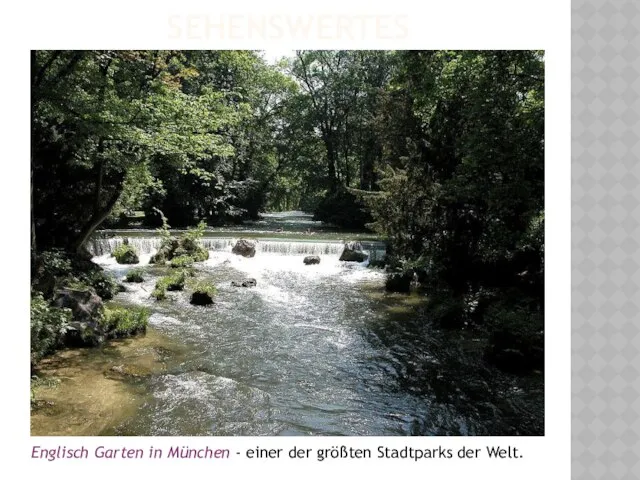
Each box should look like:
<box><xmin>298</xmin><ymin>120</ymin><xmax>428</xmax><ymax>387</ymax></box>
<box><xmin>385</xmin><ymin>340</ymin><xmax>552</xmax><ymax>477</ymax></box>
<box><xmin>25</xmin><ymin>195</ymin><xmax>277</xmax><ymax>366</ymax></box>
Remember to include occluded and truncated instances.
<box><xmin>149</xmin><ymin>238</ymin><xmax>180</xmax><ymax>265</ymax></box>
<box><xmin>101</xmin><ymin>306</ymin><xmax>149</xmax><ymax>337</ymax></box>
<box><xmin>190</xmin><ymin>281</ymin><xmax>216</xmax><ymax>305</ymax></box>
<box><xmin>232</xmin><ymin>239</ymin><xmax>256</xmax><ymax>258</ymax></box>
<box><xmin>339</xmin><ymin>247</ymin><xmax>368</xmax><ymax>262</ymax></box>
<box><xmin>52</xmin><ymin>286</ymin><xmax>106</xmax><ymax>347</ymax></box>
<box><xmin>32</xmin><ymin>249</ymin><xmax>119</xmax><ymax>300</ymax></box>
<box><xmin>149</xmin><ymin>236</ymin><xmax>208</xmax><ymax>265</ymax></box>
<box><xmin>303</xmin><ymin>255</ymin><xmax>321</xmax><ymax>265</ymax></box>
<box><xmin>112</xmin><ymin>244</ymin><xmax>139</xmax><ymax>264</ymax></box>
<box><xmin>83</xmin><ymin>270</ymin><xmax>121</xmax><ymax>299</ymax></box>
<box><xmin>151</xmin><ymin>271</ymin><xmax>187</xmax><ymax>300</ymax></box>
<box><xmin>170</xmin><ymin>255</ymin><xmax>195</xmax><ymax>268</ymax></box>
<box><xmin>151</xmin><ymin>286</ymin><xmax>166</xmax><ymax>300</ymax></box>
<box><xmin>165</xmin><ymin>271</ymin><xmax>187</xmax><ymax>291</ymax></box>
<box><xmin>124</xmin><ymin>269</ymin><xmax>144</xmax><ymax>283</ymax></box>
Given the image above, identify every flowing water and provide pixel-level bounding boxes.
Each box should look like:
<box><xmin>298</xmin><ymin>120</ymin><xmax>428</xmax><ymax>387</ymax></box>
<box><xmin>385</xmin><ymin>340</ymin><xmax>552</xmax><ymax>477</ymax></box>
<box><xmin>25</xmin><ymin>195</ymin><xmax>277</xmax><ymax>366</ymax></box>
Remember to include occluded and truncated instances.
<box><xmin>34</xmin><ymin>212</ymin><xmax>543</xmax><ymax>436</ymax></box>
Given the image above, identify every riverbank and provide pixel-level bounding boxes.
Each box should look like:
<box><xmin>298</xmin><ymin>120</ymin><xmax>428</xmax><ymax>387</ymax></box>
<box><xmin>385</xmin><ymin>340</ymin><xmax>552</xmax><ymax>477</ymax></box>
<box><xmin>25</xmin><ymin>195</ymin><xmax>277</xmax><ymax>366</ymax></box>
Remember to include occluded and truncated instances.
<box><xmin>31</xmin><ymin>328</ymin><xmax>186</xmax><ymax>436</ymax></box>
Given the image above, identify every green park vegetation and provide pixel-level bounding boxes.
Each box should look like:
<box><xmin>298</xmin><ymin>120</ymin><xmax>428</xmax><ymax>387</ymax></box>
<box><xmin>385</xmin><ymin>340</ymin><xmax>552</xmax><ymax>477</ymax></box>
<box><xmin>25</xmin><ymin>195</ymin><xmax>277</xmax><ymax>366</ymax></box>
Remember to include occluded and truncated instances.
<box><xmin>31</xmin><ymin>50</ymin><xmax>543</xmax><ymax>373</ymax></box>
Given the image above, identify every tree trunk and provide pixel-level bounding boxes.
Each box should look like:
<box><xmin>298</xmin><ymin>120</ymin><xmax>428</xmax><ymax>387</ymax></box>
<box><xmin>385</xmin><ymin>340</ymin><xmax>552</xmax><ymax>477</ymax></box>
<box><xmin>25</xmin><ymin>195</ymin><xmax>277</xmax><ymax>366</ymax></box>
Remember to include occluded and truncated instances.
<box><xmin>73</xmin><ymin>181</ymin><xmax>123</xmax><ymax>254</ymax></box>
<box><xmin>326</xmin><ymin>141</ymin><xmax>338</xmax><ymax>193</ymax></box>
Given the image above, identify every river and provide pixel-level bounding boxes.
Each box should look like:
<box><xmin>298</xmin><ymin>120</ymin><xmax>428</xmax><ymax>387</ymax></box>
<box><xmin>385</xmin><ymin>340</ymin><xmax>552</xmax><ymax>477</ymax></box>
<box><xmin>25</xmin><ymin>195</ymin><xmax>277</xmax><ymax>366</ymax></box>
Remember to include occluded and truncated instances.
<box><xmin>31</xmin><ymin>211</ymin><xmax>543</xmax><ymax>436</ymax></box>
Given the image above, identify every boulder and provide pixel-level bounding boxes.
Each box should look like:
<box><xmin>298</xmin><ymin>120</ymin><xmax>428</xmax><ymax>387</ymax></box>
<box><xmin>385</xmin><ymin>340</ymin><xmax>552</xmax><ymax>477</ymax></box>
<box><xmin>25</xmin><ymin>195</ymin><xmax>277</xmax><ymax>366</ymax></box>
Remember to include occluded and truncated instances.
<box><xmin>339</xmin><ymin>247</ymin><xmax>368</xmax><ymax>262</ymax></box>
<box><xmin>303</xmin><ymin>255</ymin><xmax>321</xmax><ymax>265</ymax></box>
<box><xmin>149</xmin><ymin>238</ymin><xmax>180</xmax><ymax>264</ymax></box>
<box><xmin>231</xmin><ymin>278</ymin><xmax>257</xmax><ymax>288</ymax></box>
<box><xmin>113</xmin><ymin>243</ymin><xmax>139</xmax><ymax>264</ymax></box>
<box><xmin>53</xmin><ymin>287</ymin><xmax>105</xmax><ymax>346</ymax></box>
<box><xmin>190</xmin><ymin>291</ymin><xmax>214</xmax><ymax>306</ymax></box>
<box><xmin>232</xmin><ymin>239</ymin><xmax>256</xmax><ymax>258</ymax></box>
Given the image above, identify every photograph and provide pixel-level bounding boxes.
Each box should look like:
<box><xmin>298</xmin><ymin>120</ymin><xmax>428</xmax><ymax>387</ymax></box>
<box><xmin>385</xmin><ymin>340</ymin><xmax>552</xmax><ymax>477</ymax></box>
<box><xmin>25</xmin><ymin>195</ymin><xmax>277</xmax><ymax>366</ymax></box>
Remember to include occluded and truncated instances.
<box><xmin>30</xmin><ymin>49</ymin><xmax>544</xmax><ymax>437</ymax></box>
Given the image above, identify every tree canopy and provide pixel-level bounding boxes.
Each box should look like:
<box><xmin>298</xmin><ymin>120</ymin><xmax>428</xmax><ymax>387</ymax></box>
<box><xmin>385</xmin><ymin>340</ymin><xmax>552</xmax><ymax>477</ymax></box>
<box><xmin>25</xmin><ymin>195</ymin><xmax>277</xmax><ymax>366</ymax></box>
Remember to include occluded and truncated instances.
<box><xmin>32</xmin><ymin>50</ymin><xmax>544</xmax><ymax>353</ymax></box>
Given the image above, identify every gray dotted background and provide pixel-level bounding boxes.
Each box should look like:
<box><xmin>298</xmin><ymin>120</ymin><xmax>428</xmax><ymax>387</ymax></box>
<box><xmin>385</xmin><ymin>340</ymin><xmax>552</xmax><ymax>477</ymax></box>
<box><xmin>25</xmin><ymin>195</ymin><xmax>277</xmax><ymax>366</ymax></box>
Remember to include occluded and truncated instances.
<box><xmin>572</xmin><ymin>0</ymin><xmax>639</xmax><ymax>478</ymax></box>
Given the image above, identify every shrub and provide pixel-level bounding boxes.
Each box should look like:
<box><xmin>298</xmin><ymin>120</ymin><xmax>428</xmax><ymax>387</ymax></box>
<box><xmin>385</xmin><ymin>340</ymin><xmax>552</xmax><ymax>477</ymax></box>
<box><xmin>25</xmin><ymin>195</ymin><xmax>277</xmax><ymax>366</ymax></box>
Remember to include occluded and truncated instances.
<box><xmin>31</xmin><ymin>292</ymin><xmax>71</xmax><ymax>365</ymax></box>
<box><xmin>183</xmin><ymin>220</ymin><xmax>207</xmax><ymax>242</ymax></box>
<box><xmin>112</xmin><ymin>244</ymin><xmax>139</xmax><ymax>264</ymax></box>
<box><xmin>33</xmin><ymin>249</ymin><xmax>121</xmax><ymax>301</ymax></box>
<box><xmin>149</xmin><ymin>222</ymin><xmax>209</xmax><ymax>265</ymax></box>
<box><xmin>101</xmin><ymin>306</ymin><xmax>149</xmax><ymax>337</ymax></box>
<box><xmin>151</xmin><ymin>271</ymin><xmax>187</xmax><ymax>300</ymax></box>
<box><xmin>190</xmin><ymin>246</ymin><xmax>209</xmax><ymax>262</ymax></box>
<box><xmin>190</xmin><ymin>281</ymin><xmax>216</xmax><ymax>306</ymax></box>
<box><xmin>165</xmin><ymin>271</ymin><xmax>187</xmax><ymax>291</ymax></box>
<box><xmin>151</xmin><ymin>286</ymin><xmax>166</xmax><ymax>300</ymax></box>
<box><xmin>82</xmin><ymin>270</ymin><xmax>121</xmax><ymax>299</ymax></box>
<box><xmin>170</xmin><ymin>255</ymin><xmax>194</xmax><ymax>268</ymax></box>
<box><xmin>125</xmin><ymin>269</ymin><xmax>144</xmax><ymax>283</ymax></box>
<box><xmin>37</xmin><ymin>249</ymin><xmax>73</xmax><ymax>277</ymax></box>
<box><xmin>191</xmin><ymin>280</ymin><xmax>216</xmax><ymax>296</ymax></box>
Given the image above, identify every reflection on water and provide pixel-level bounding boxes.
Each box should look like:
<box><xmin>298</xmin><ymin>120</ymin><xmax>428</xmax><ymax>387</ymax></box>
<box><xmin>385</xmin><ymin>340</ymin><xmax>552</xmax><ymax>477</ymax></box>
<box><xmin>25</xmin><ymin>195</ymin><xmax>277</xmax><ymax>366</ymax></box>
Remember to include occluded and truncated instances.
<box><xmin>33</xmin><ymin>212</ymin><xmax>543</xmax><ymax>436</ymax></box>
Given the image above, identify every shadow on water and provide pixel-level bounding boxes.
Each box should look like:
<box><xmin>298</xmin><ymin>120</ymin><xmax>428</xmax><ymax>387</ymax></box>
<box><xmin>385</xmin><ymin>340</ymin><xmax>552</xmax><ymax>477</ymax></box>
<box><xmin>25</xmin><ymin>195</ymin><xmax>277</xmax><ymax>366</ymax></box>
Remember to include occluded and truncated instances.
<box><xmin>359</xmin><ymin>293</ymin><xmax>544</xmax><ymax>435</ymax></box>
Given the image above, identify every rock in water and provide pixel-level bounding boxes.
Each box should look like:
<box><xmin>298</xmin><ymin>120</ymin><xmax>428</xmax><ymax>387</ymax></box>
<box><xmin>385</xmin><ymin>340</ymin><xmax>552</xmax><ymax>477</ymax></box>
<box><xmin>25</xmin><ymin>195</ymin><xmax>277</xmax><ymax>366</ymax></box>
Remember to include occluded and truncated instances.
<box><xmin>303</xmin><ymin>255</ymin><xmax>321</xmax><ymax>265</ymax></box>
<box><xmin>232</xmin><ymin>239</ymin><xmax>256</xmax><ymax>257</ymax></box>
<box><xmin>190</xmin><ymin>291</ymin><xmax>214</xmax><ymax>306</ymax></box>
<box><xmin>231</xmin><ymin>278</ymin><xmax>257</xmax><ymax>288</ymax></box>
<box><xmin>114</xmin><ymin>244</ymin><xmax>139</xmax><ymax>264</ymax></box>
<box><xmin>339</xmin><ymin>247</ymin><xmax>368</xmax><ymax>262</ymax></box>
<box><xmin>53</xmin><ymin>287</ymin><xmax>106</xmax><ymax>346</ymax></box>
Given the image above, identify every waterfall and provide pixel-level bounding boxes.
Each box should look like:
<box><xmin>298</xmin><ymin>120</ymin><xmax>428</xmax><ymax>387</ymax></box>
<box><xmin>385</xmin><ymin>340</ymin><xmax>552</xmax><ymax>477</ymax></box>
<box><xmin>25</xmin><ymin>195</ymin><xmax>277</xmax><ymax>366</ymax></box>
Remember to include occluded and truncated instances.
<box><xmin>88</xmin><ymin>235</ymin><xmax>386</xmax><ymax>260</ymax></box>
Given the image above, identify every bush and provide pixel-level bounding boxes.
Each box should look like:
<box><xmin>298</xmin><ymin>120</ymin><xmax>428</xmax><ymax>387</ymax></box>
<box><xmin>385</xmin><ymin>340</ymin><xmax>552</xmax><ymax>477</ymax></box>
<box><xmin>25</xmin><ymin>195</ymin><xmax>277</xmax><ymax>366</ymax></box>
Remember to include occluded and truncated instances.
<box><xmin>81</xmin><ymin>270</ymin><xmax>121</xmax><ymax>300</ymax></box>
<box><xmin>165</xmin><ymin>271</ymin><xmax>187</xmax><ymax>291</ymax></box>
<box><xmin>125</xmin><ymin>269</ymin><xmax>144</xmax><ymax>283</ymax></box>
<box><xmin>149</xmin><ymin>222</ymin><xmax>209</xmax><ymax>265</ymax></box>
<box><xmin>31</xmin><ymin>292</ymin><xmax>71</xmax><ymax>365</ymax></box>
<box><xmin>151</xmin><ymin>271</ymin><xmax>187</xmax><ymax>300</ymax></box>
<box><xmin>101</xmin><ymin>306</ymin><xmax>149</xmax><ymax>337</ymax></box>
<box><xmin>191</xmin><ymin>281</ymin><xmax>216</xmax><ymax>296</ymax></box>
<box><xmin>33</xmin><ymin>249</ymin><xmax>121</xmax><ymax>301</ymax></box>
<box><xmin>151</xmin><ymin>286</ymin><xmax>166</xmax><ymax>300</ymax></box>
<box><xmin>170</xmin><ymin>255</ymin><xmax>194</xmax><ymax>268</ymax></box>
<box><xmin>112</xmin><ymin>244</ymin><xmax>139</xmax><ymax>264</ymax></box>
<box><xmin>190</xmin><ymin>281</ymin><xmax>216</xmax><ymax>306</ymax></box>
<box><xmin>37</xmin><ymin>249</ymin><xmax>73</xmax><ymax>277</ymax></box>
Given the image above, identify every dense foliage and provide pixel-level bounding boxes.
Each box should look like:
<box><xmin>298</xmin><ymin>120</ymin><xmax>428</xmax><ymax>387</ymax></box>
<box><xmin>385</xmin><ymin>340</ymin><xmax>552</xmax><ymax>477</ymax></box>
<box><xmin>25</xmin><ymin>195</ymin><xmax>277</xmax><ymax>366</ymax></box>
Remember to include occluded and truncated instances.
<box><xmin>30</xmin><ymin>292</ymin><xmax>71</xmax><ymax>365</ymax></box>
<box><xmin>31</xmin><ymin>50</ymin><xmax>544</xmax><ymax>371</ymax></box>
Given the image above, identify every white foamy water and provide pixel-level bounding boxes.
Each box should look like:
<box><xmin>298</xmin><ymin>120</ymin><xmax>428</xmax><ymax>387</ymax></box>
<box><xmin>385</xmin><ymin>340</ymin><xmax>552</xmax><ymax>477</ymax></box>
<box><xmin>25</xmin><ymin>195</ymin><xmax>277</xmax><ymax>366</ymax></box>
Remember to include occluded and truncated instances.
<box><xmin>88</xmin><ymin>235</ymin><xmax>386</xmax><ymax>260</ymax></box>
